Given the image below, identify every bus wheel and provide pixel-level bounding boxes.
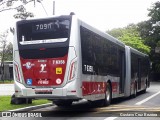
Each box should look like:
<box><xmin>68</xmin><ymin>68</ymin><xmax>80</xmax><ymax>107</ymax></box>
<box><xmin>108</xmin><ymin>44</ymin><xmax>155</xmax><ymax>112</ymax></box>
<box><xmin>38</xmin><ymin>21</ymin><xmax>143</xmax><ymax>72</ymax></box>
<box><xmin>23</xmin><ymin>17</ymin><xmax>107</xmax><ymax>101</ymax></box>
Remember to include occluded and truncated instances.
<box><xmin>10</xmin><ymin>94</ymin><xmax>25</xmax><ymax>104</ymax></box>
<box><xmin>103</xmin><ymin>83</ymin><xmax>112</xmax><ymax>106</ymax></box>
<box><xmin>26</xmin><ymin>98</ymin><xmax>32</xmax><ymax>104</ymax></box>
<box><xmin>142</xmin><ymin>80</ymin><xmax>147</xmax><ymax>93</ymax></box>
<box><xmin>133</xmin><ymin>83</ymin><xmax>137</xmax><ymax>98</ymax></box>
<box><xmin>53</xmin><ymin>100</ymin><xmax>72</xmax><ymax>107</ymax></box>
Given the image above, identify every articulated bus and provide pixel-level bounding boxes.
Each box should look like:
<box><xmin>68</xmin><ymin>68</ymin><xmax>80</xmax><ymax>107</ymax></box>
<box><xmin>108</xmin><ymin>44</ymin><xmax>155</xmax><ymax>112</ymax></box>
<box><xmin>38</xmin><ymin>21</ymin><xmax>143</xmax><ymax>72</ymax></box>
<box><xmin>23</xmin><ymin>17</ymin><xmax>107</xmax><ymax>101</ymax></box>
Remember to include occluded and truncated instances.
<box><xmin>11</xmin><ymin>14</ymin><xmax>150</xmax><ymax>106</ymax></box>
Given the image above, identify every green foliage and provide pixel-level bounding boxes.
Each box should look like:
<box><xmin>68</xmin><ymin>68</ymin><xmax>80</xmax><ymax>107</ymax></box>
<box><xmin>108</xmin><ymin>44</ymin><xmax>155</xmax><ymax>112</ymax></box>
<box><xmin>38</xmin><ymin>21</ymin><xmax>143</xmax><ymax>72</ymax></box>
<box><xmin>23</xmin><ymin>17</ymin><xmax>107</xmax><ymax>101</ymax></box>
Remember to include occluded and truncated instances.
<box><xmin>0</xmin><ymin>30</ymin><xmax>13</xmax><ymax>61</ymax></box>
<box><xmin>0</xmin><ymin>0</ymin><xmax>43</xmax><ymax>19</ymax></box>
<box><xmin>3</xmin><ymin>42</ymin><xmax>13</xmax><ymax>61</ymax></box>
<box><xmin>107</xmin><ymin>28</ymin><xmax>123</xmax><ymax>38</ymax></box>
<box><xmin>148</xmin><ymin>1</ymin><xmax>160</xmax><ymax>21</ymax></box>
<box><xmin>147</xmin><ymin>1</ymin><xmax>160</xmax><ymax>49</ymax></box>
<box><xmin>138</xmin><ymin>1</ymin><xmax>160</xmax><ymax>74</ymax></box>
<box><xmin>13</xmin><ymin>5</ymin><xmax>34</xmax><ymax>19</ymax></box>
<box><xmin>157</xmin><ymin>41</ymin><xmax>160</xmax><ymax>47</ymax></box>
<box><xmin>0</xmin><ymin>80</ymin><xmax>13</xmax><ymax>83</ymax></box>
<box><xmin>0</xmin><ymin>95</ymin><xmax>51</xmax><ymax>111</ymax></box>
<box><xmin>107</xmin><ymin>24</ymin><xmax>151</xmax><ymax>54</ymax></box>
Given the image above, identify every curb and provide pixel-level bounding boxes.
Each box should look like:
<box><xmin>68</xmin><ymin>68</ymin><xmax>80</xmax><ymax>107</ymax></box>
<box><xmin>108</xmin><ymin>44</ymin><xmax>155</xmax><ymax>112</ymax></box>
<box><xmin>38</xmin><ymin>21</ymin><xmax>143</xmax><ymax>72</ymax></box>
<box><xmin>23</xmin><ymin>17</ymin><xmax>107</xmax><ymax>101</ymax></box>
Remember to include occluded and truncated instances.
<box><xmin>8</xmin><ymin>103</ymin><xmax>53</xmax><ymax>112</ymax></box>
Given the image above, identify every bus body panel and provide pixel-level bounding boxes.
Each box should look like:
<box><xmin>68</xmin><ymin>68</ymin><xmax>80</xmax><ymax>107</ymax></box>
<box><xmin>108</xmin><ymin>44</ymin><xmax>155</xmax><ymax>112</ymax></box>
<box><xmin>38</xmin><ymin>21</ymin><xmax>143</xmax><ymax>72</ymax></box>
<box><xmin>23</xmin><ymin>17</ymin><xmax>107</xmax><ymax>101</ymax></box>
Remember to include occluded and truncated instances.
<box><xmin>68</xmin><ymin>16</ymin><xmax>82</xmax><ymax>98</ymax></box>
<box><xmin>80</xmin><ymin>21</ymin><xmax>126</xmax><ymax>100</ymax></box>
<box><xmin>13</xmin><ymin>15</ymin><xmax>150</xmax><ymax>104</ymax></box>
<box><xmin>13</xmin><ymin>16</ymin><xmax>80</xmax><ymax>100</ymax></box>
<box><xmin>14</xmin><ymin>47</ymin><xmax>80</xmax><ymax>100</ymax></box>
<box><xmin>125</xmin><ymin>46</ymin><xmax>131</xmax><ymax>97</ymax></box>
<box><xmin>130</xmin><ymin>47</ymin><xmax>149</xmax><ymax>93</ymax></box>
<box><xmin>124</xmin><ymin>46</ymin><xmax>150</xmax><ymax>96</ymax></box>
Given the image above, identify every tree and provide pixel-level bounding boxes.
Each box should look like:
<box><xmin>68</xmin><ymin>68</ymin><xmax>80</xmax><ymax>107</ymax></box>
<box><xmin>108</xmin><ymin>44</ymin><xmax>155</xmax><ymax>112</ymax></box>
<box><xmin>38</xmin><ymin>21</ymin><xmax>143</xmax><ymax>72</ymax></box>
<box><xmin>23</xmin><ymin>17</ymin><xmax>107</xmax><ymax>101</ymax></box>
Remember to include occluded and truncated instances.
<box><xmin>0</xmin><ymin>30</ymin><xmax>9</xmax><ymax>81</ymax></box>
<box><xmin>3</xmin><ymin>42</ymin><xmax>13</xmax><ymax>61</ymax></box>
<box><xmin>0</xmin><ymin>30</ymin><xmax>13</xmax><ymax>81</ymax></box>
<box><xmin>107</xmin><ymin>24</ymin><xmax>151</xmax><ymax>54</ymax></box>
<box><xmin>0</xmin><ymin>0</ymin><xmax>43</xmax><ymax>19</ymax></box>
<box><xmin>138</xmin><ymin>1</ymin><xmax>160</xmax><ymax>79</ymax></box>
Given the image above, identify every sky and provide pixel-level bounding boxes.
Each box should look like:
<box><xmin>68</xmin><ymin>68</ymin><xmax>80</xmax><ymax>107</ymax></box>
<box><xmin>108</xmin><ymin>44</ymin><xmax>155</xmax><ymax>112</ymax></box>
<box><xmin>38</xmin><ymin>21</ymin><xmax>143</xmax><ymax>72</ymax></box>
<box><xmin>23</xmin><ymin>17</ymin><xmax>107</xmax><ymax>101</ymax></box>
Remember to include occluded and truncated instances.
<box><xmin>0</xmin><ymin>0</ymin><xmax>158</xmax><ymax>37</ymax></box>
<box><xmin>53</xmin><ymin>0</ymin><xmax>158</xmax><ymax>31</ymax></box>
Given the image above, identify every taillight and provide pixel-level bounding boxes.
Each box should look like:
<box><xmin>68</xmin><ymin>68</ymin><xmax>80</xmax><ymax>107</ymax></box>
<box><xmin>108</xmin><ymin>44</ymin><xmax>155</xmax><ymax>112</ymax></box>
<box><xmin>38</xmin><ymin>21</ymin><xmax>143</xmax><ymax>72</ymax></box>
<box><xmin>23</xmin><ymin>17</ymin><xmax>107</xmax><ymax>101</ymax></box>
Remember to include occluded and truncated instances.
<box><xmin>14</xmin><ymin>62</ymin><xmax>22</xmax><ymax>83</ymax></box>
<box><xmin>69</xmin><ymin>61</ymin><xmax>77</xmax><ymax>81</ymax></box>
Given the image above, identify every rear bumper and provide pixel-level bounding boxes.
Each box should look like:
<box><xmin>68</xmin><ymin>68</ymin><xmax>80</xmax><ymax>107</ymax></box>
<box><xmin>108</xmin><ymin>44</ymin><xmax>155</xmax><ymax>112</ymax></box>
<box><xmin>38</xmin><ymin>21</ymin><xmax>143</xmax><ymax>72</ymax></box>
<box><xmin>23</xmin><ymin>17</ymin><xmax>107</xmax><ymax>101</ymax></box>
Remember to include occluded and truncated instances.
<box><xmin>16</xmin><ymin>95</ymin><xmax>80</xmax><ymax>100</ymax></box>
<box><xmin>14</xmin><ymin>81</ymin><xmax>80</xmax><ymax>101</ymax></box>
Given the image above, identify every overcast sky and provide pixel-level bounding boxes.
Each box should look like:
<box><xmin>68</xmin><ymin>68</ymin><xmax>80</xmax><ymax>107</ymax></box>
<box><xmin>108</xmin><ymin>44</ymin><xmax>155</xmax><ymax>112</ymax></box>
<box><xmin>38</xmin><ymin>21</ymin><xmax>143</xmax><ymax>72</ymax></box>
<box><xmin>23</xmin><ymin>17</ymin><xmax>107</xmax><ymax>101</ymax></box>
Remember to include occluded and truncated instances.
<box><xmin>53</xmin><ymin>0</ymin><xmax>158</xmax><ymax>31</ymax></box>
<box><xmin>0</xmin><ymin>0</ymin><xmax>158</xmax><ymax>34</ymax></box>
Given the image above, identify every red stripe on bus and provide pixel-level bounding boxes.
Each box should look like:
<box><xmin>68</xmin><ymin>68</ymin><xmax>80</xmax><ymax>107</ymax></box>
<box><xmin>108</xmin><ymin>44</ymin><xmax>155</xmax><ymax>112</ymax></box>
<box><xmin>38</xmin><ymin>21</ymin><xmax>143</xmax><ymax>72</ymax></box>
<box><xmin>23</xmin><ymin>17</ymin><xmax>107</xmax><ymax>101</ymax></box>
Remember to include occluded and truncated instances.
<box><xmin>82</xmin><ymin>81</ymin><xmax>105</xmax><ymax>96</ymax></box>
<box><xmin>82</xmin><ymin>81</ymin><xmax>118</xmax><ymax>96</ymax></box>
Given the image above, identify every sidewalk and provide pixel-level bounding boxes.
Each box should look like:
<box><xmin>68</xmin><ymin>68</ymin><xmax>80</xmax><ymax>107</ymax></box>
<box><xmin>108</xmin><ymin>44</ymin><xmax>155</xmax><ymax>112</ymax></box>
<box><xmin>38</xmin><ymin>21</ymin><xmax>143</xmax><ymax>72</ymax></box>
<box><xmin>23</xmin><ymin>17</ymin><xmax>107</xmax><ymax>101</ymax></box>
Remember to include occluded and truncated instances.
<box><xmin>0</xmin><ymin>84</ymin><xmax>14</xmax><ymax>96</ymax></box>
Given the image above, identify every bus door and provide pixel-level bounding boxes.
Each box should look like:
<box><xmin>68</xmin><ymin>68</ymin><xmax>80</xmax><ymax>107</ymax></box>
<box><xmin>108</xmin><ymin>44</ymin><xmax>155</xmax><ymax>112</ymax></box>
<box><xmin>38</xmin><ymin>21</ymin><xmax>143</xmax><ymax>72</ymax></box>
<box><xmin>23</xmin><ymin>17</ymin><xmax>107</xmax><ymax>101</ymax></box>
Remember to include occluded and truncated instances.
<box><xmin>138</xmin><ymin>58</ymin><xmax>141</xmax><ymax>90</ymax></box>
<box><xmin>119</xmin><ymin>50</ymin><xmax>125</xmax><ymax>94</ymax></box>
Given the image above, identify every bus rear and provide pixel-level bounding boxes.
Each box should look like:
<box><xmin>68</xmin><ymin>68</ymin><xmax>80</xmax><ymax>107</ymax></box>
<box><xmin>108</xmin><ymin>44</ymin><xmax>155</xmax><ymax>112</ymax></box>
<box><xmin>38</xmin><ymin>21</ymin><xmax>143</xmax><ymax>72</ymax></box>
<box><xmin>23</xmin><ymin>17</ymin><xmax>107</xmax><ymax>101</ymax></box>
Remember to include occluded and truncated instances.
<box><xmin>12</xmin><ymin>15</ymin><xmax>80</xmax><ymax>105</ymax></box>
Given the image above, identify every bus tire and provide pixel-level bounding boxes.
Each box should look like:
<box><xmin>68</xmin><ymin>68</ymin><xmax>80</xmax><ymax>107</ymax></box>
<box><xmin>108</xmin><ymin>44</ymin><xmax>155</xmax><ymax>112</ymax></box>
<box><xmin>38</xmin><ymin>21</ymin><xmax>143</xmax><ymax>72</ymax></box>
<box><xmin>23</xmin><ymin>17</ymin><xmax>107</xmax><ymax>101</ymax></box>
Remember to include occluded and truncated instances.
<box><xmin>10</xmin><ymin>94</ymin><xmax>24</xmax><ymax>104</ymax></box>
<box><xmin>103</xmin><ymin>83</ymin><xmax>112</xmax><ymax>106</ymax></box>
<box><xmin>53</xmin><ymin>100</ymin><xmax>72</xmax><ymax>107</ymax></box>
<box><xmin>142</xmin><ymin>80</ymin><xmax>147</xmax><ymax>93</ymax></box>
<box><xmin>133</xmin><ymin>83</ymin><xmax>137</xmax><ymax>98</ymax></box>
<box><xmin>26</xmin><ymin>98</ymin><xmax>32</xmax><ymax>104</ymax></box>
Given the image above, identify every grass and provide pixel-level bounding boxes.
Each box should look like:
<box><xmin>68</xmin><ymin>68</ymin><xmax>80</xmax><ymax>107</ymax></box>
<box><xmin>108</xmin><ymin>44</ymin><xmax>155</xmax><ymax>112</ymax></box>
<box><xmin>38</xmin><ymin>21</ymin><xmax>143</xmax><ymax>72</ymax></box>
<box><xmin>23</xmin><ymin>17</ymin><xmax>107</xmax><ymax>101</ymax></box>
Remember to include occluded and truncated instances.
<box><xmin>0</xmin><ymin>95</ymin><xmax>51</xmax><ymax>111</ymax></box>
<box><xmin>0</xmin><ymin>80</ymin><xmax>14</xmax><ymax>84</ymax></box>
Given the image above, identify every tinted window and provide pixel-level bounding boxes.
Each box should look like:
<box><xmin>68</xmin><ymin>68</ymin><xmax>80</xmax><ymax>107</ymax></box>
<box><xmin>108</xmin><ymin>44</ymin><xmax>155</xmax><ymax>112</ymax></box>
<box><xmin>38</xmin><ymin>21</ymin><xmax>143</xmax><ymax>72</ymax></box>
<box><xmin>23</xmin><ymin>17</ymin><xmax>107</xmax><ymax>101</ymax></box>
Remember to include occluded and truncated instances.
<box><xmin>17</xmin><ymin>18</ymin><xmax>70</xmax><ymax>44</ymax></box>
<box><xmin>131</xmin><ymin>53</ymin><xmax>149</xmax><ymax>79</ymax></box>
<box><xmin>80</xmin><ymin>26</ymin><xmax>124</xmax><ymax>76</ymax></box>
<box><xmin>19</xmin><ymin>47</ymin><xmax>68</xmax><ymax>59</ymax></box>
<box><xmin>131</xmin><ymin>53</ymin><xmax>138</xmax><ymax>78</ymax></box>
<box><xmin>17</xmin><ymin>17</ymin><xmax>71</xmax><ymax>59</ymax></box>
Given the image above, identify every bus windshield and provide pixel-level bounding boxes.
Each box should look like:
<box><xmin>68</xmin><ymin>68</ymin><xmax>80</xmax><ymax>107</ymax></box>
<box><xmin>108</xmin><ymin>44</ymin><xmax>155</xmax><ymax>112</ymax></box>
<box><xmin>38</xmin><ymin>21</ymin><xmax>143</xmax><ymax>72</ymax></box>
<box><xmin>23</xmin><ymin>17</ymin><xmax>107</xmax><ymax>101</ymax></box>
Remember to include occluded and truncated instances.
<box><xmin>17</xmin><ymin>18</ymin><xmax>71</xmax><ymax>45</ymax></box>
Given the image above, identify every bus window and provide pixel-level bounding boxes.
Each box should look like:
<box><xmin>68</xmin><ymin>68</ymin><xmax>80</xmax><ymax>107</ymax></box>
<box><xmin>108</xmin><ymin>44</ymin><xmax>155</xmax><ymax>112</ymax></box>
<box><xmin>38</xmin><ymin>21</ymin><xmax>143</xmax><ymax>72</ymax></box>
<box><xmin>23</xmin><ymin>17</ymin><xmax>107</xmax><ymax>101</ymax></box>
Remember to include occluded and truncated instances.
<box><xmin>17</xmin><ymin>19</ymin><xmax>70</xmax><ymax>44</ymax></box>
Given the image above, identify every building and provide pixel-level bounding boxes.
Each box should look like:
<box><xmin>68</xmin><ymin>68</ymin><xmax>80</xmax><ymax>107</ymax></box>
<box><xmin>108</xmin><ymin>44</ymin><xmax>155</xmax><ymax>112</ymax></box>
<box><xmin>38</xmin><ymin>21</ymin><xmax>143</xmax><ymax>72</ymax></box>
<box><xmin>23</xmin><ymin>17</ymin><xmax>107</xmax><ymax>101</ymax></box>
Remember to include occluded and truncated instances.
<box><xmin>0</xmin><ymin>61</ymin><xmax>13</xmax><ymax>80</ymax></box>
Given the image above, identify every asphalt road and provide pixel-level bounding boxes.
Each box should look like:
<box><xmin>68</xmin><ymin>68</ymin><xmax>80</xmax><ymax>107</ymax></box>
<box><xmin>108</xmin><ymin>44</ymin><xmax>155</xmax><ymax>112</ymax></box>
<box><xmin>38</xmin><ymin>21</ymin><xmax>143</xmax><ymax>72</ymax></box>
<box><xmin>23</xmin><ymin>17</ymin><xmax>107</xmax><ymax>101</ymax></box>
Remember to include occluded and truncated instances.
<box><xmin>29</xmin><ymin>82</ymin><xmax>160</xmax><ymax>120</ymax></box>
<box><xmin>1</xmin><ymin>82</ymin><xmax>160</xmax><ymax>120</ymax></box>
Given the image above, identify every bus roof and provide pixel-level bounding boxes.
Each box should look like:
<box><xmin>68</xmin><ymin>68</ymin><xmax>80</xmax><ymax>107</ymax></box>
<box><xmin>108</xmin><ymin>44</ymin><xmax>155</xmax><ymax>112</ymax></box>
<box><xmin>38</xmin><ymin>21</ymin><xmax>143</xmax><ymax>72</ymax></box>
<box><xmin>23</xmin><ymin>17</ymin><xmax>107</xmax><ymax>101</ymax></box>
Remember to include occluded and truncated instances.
<box><xmin>16</xmin><ymin>15</ymin><xmax>72</xmax><ymax>23</ymax></box>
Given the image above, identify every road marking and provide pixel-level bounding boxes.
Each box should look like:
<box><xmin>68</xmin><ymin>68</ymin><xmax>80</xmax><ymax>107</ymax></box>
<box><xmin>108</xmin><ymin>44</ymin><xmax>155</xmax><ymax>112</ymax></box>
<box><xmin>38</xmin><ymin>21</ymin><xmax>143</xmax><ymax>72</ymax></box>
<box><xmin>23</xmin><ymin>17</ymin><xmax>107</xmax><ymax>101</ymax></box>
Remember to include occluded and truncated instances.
<box><xmin>98</xmin><ymin>107</ymin><xmax>160</xmax><ymax>112</ymax></box>
<box><xmin>96</xmin><ymin>105</ymin><xmax>160</xmax><ymax>113</ymax></box>
<box><xmin>104</xmin><ymin>117</ymin><xmax>118</xmax><ymax>120</ymax></box>
<box><xmin>135</xmin><ymin>91</ymin><xmax>160</xmax><ymax>105</ymax></box>
<box><xmin>9</xmin><ymin>103</ymin><xmax>52</xmax><ymax>111</ymax></box>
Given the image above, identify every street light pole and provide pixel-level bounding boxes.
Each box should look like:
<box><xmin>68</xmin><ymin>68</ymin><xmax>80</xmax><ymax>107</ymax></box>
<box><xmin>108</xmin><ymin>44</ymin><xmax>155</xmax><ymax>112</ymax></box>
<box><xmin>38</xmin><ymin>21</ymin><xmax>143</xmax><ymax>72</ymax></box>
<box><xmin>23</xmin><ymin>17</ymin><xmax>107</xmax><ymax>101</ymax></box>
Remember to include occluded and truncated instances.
<box><xmin>53</xmin><ymin>1</ymin><xmax>55</xmax><ymax>15</ymax></box>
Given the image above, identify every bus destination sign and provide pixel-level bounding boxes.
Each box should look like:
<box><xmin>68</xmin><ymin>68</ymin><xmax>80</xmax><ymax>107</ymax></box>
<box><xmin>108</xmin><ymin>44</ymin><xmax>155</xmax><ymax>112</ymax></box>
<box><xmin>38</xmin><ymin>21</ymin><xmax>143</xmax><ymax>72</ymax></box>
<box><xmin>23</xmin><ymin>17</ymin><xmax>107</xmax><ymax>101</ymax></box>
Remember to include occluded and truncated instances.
<box><xmin>32</xmin><ymin>22</ymin><xmax>54</xmax><ymax>33</ymax></box>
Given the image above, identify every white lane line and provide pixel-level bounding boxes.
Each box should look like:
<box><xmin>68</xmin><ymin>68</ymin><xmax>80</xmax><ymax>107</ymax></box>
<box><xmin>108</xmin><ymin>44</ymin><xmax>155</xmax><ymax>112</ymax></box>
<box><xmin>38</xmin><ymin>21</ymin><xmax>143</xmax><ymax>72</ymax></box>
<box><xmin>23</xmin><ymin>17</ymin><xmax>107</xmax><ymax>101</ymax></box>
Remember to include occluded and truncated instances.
<box><xmin>9</xmin><ymin>103</ymin><xmax>52</xmax><ymax>111</ymax></box>
<box><xmin>135</xmin><ymin>91</ymin><xmax>160</xmax><ymax>105</ymax></box>
<box><xmin>104</xmin><ymin>117</ymin><xmax>118</xmax><ymax>120</ymax></box>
